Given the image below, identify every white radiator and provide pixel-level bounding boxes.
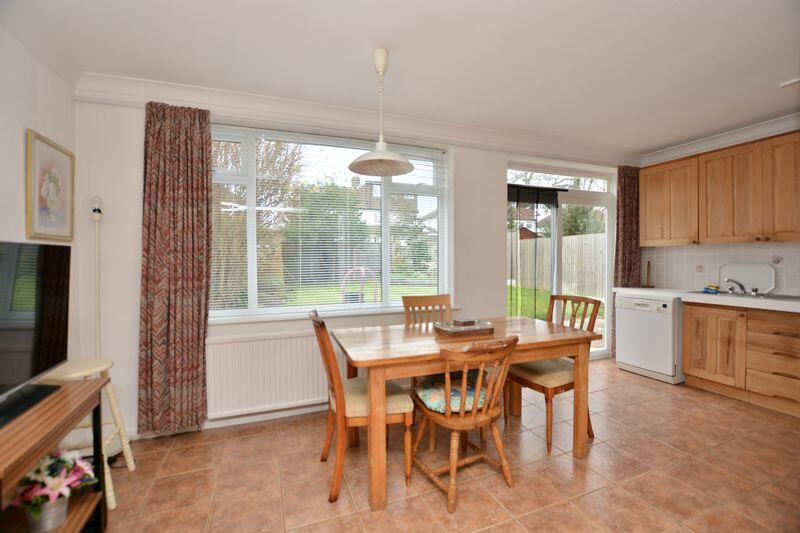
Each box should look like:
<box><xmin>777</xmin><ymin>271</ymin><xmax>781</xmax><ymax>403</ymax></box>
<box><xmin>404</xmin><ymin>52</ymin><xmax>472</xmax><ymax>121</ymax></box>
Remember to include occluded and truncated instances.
<box><xmin>205</xmin><ymin>331</ymin><xmax>347</xmax><ymax>420</ymax></box>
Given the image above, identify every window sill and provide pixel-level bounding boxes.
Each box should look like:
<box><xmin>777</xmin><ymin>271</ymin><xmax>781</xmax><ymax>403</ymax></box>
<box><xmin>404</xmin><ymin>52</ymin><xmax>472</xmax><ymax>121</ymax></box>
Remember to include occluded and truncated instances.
<box><xmin>208</xmin><ymin>305</ymin><xmax>463</xmax><ymax>326</ymax></box>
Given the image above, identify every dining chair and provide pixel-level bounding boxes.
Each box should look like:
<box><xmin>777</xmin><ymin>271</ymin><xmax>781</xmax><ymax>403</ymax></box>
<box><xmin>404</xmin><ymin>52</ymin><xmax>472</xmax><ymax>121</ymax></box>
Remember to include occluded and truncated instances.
<box><xmin>402</xmin><ymin>293</ymin><xmax>452</xmax><ymax>454</ymax></box>
<box><xmin>412</xmin><ymin>336</ymin><xmax>519</xmax><ymax>513</ymax></box>
<box><xmin>309</xmin><ymin>310</ymin><xmax>415</xmax><ymax>502</ymax></box>
<box><xmin>503</xmin><ymin>295</ymin><xmax>600</xmax><ymax>453</ymax></box>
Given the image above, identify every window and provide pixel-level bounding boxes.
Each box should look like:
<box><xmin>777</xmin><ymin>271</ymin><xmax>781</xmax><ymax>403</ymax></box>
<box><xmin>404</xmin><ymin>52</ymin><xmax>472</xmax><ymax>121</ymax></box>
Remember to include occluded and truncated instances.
<box><xmin>507</xmin><ymin>169</ymin><xmax>608</xmax><ymax>192</ymax></box>
<box><xmin>0</xmin><ymin>243</ymin><xmax>38</xmax><ymax>323</ymax></box>
<box><xmin>210</xmin><ymin>126</ymin><xmax>448</xmax><ymax>317</ymax></box>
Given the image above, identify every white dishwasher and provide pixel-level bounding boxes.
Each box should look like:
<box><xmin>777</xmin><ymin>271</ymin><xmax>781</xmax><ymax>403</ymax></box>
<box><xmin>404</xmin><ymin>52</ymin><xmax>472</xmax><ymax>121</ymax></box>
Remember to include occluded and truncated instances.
<box><xmin>615</xmin><ymin>295</ymin><xmax>684</xmax><ymax>384</ymax></box>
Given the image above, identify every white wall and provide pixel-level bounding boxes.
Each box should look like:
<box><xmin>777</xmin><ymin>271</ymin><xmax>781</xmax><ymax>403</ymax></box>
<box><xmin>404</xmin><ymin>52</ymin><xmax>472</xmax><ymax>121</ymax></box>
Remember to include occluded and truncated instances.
<box><xmin>74</xmin><ymin>78</ymin><xmax>520</xmax><ymax>436</ymax></box>
<box><xmin>0</xmin><ymin>26</ymin><xmax>81</xmax><ymax>356</ymax></box>
<box><xmin>641</xmin><ymin>242</ymin><xmax>800</xmax><ymax>296</ymax></box>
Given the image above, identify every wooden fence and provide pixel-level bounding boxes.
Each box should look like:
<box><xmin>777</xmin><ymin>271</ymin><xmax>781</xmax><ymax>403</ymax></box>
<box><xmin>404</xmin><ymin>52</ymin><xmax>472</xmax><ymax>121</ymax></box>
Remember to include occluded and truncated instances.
<box><xmin>507</xmin><ymin>232</ymin><xmax>606</xmax><ymax>299</ymax></box>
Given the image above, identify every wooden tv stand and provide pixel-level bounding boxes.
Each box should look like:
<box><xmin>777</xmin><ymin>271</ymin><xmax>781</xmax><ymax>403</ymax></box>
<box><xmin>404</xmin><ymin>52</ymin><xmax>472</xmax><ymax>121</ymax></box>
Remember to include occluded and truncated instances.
<box><xmin>0</xmin><ymin>378</ymin><xmax>108</xmax><ymax>532</ymax></box>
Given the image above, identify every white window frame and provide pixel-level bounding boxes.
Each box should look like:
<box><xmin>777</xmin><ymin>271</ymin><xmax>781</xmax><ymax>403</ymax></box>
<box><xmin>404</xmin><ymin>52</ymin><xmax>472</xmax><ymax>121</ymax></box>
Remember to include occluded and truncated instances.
<box><xmin>210</xmin><ymin>125</ymin><xmax>450</xmax><ymax>321</ymax></box>
<box><xmin>507</xmin><ymin>162</ymin><xmax>616</xmax><ymax>357</ymax></box>
<box><xmin>0</xmin><ymin>244</ymin><xmax>36</xmax><ymax>326</ymax></box>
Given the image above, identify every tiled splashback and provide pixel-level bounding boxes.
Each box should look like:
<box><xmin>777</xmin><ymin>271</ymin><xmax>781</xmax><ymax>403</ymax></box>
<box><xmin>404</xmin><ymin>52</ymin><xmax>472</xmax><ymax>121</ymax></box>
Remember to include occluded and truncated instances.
<box><xmin>640</xmin><ymin>242</ymin><xmax>800</xmax><ymax>296</ymax></box>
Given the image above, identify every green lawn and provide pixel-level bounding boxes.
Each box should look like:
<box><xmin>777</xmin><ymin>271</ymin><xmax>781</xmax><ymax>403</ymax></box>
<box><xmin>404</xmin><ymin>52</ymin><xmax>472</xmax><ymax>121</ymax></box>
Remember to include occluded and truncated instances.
<box><xmin>506</xmin><ymin>285</ymin><xmax>606</xmax><ymax>319</ymax></box>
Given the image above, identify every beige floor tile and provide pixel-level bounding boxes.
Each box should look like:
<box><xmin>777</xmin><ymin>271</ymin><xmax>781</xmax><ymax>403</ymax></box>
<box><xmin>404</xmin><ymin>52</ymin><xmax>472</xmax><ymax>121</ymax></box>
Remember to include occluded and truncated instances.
<box><xmin>289</xmin><ymin>512</ymin><xmax>363</xmax><ymax>532</ymax></box>
<box><xmin>521</xmin><ymin>454</ymin><xmax>609</xmax><ymax>498</ymax></box>
<box><xmin>477</xmin><ymin>468</ymin><xmax>565</xmax><ymax>516</ymax></box>
<box><xmin>604</xmin><ymin>433</ymin><xmax>687</xmax><ymax>468</ymax></box>
<box><xmin>726</xmin><ymin>487</ymin><xmax>800</xmax><ymax>531</ymax></box>
<box><xmin>574</xmin><ymin>413</ymin><xmax>634</xmax><ymax>441</ymax></box>
<box><xmin>213</xmin><ymin>457</ymin><xmax>281</xmax><ymax>500</ymax></box>
<box><xmin>131</xmin><ymin>435</ymin><xmax>174</xmax><ymax>455</ymax></box>
<box><xmin>762</xmin><ymin>468</ymin><xmax>800</xmax><ymax>502</ymax></box>
<box><xmin>659</xmin><ymin>457</ymin><xmax>754</xmax><ymax>503</ymax></box>
<box><xmin>648</xmin><ymin>418</ymin><xmax>736</xmax><ymax>454</ymax></box>
<box><xmin>517</xmin><ymin>500</ymin><xmax>610</xmax><ymax>533</ymax></box>
<box><xmin>221</xmin><ymin>433</ymin><xmax>280</xmax><ymax>465</ymax></box>
<box><xmin>621</xmin><ymin>470</ymin><xmax>717</xmax><ymax>522</ymax></box>
<box><xmin>697</xmin><ymin>436</ymin><xmax>800</xmax><ymax>484</ymax></box>
<box><xmin>479</xmin><ymin>519</ymin><xmax>526</xmax><ymax>532</ymax></box>
<box><xmin>572</xmin><ymin>484</ymin><xmax>677</xmax><ymax>532</ymax></box>
<box><xmin>530</xmin><ymin>420</ymin><xmax>592</xmax><ymax>453</ymax></box>
<box><xmin>223</xmin><ymin>418</ymin><xmax>280</xmax><ymax>439</ymax></box>
<box><xmin>156</xmin><ymin>441</ymin><xmax>225</xmax><ymax>478</ymax></box>
<box><xmin>280</xmin><ymin>447</ymin><xmax>336</xmax><ymax>486</ymax></box>
<box><xmin>422</xmin><ymin>480</ymin><xmax>512</xmax><ymax>532</ymax></box>
<box><xmin>577</xmin><ymin>441</ymin><xmax>651</xmax><ymax>482</ymax></box>
<box><xmin>209</xmin><ymin>490</ymin><xmax>283</xmax><ymax>532</ymax></box>
<box><xmin>282</xmin><ymin>478</ymin><xmax>355</xmax><ymax>530</ymax></box>
<box><xmin>171</xmin><ymin>427</ymin><xmax>229</xmax><ymax>449</ymax></box>
<box><xmin>129</xmin><ymin>503</ymin><xmax>210</xmax><ymax>533</ymax></box>
<box><xmin>357</xmin><ymin>494</ymin><xmax>442</xmax><ymax>532</ymax></box>
<box><xmin>683</xmin><ymin>506</ymin><xmax>768</xmax><ymax>533</ymax></box>
<box><xmin>138</xmin><ymin>469</ymin><xmax>216</xmax><ymax>516</ymax></box>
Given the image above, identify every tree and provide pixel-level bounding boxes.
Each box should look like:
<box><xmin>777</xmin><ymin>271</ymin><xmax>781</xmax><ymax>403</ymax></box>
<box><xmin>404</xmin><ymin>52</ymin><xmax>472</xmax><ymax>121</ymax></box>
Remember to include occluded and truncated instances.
<box><xmin>561</xmin><ymin>204</ymin><xmax>605</xmax><ymax>236</ymax></box>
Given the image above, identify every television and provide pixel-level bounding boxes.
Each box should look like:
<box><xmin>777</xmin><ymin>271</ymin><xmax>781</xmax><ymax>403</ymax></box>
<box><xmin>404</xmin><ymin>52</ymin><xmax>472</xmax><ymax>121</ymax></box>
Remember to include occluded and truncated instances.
<box><xmin>0</xmin><ymin>241</ymin><xmax>71</xmax><ymax>427</ymax></box>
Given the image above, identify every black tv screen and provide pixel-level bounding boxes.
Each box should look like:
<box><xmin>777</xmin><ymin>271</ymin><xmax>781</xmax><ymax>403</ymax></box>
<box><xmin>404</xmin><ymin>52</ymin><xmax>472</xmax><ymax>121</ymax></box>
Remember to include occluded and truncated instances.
<box><xmin>0</xmin><ymin>242</ymin><xmax>70</xmax><ymax>401</ymax></box>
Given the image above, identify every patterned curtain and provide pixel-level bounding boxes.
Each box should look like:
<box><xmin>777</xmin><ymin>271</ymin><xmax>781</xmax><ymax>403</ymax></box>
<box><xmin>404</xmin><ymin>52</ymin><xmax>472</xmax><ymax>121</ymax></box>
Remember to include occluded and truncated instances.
<box><xmin>138</xmin><ymin>102</ymin><xmax>212</xmax><ymax>434</ymax></box>
<box><xmin>610</xmin><ymin>165</ymin><xmax>641</xmax><ymax>358</ymax></box>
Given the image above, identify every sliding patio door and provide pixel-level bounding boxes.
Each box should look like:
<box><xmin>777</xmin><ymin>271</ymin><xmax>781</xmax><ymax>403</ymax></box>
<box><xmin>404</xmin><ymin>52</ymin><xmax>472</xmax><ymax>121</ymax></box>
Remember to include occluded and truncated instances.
<box><xmin>507</xmin><ymin>175</ymin><xmax>614</xmax><ymax>356</ymax></box>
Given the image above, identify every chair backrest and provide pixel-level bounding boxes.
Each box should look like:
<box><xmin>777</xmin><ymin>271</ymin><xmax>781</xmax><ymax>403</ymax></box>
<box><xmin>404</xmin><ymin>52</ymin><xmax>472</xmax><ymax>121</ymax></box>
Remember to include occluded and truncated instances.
<box><xmin>546</xmin><ymin>295</ymin><xmax>601</xmax><ymax>332</ymax></box>
<box><xmin>309</xmin><ymin>310</ymin><xmax>346</xmax><ymax>415</ymax></box>
<box><xmin>402</xmin><ymin>294</ymin><xmax>452</xmax><ymax>326</ymax></box>
<box><xmin>438</xmin><ymin>336</ymin><xmax>519</xmax><ymax>420</ymax></box>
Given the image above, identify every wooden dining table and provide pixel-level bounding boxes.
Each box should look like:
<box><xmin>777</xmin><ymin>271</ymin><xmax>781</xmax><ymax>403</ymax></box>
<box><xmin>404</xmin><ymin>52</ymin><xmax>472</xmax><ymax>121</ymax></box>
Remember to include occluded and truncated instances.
<box><xmin>331</xmin><ymin>316</ymin><xmax>601</xmax><ymax>511</ymax></box>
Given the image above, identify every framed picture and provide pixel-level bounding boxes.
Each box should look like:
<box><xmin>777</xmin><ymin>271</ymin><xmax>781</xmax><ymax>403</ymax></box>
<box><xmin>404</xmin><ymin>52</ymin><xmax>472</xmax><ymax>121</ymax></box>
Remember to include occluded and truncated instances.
<box><xmin>26</xmin><ymin>129</ymin><xmax>74</xmax><ymax>241</ymax></box>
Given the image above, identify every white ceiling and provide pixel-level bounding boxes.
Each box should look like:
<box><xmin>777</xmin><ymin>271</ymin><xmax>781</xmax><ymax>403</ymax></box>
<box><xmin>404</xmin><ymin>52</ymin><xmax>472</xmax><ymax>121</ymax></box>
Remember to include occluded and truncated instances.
<box><xmin>3</xmin><ymin>0</ymin><xmax>799</xmax><ymax>157</ymax></box>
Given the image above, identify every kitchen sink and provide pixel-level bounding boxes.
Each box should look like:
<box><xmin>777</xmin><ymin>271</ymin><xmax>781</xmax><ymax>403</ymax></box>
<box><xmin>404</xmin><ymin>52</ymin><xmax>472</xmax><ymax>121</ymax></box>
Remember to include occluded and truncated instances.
<box><xmin>688</xmin><ymin>291</ymin><xmax>800</xmax><ymax>302</ymax></box>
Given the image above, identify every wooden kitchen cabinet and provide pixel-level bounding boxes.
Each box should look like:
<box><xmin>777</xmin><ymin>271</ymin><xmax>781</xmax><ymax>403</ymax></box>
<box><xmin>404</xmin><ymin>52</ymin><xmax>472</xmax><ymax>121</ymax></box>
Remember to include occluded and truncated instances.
<box><xmin>763</xmin><ymin>131</ymin><xmax>800</xmax><ymax>242</ymax></box>
<box><xmin>745</xmin><ymin>309</ymin><xmax>800</xmax><ymax>415</ymax></box>
<box><xmin>682</xmin><ymin>304</ymin><xmax>746</xmax><ymax>389</ymax></box>
<box><xmin>698</xmin><ymin>142</ymin><xmax>763</xmax><ymax>243</ymax></box>
<box><xmin>639</xmin><ymin>157</ymin><xmax>698</xmax><ymax>246</ymax></box>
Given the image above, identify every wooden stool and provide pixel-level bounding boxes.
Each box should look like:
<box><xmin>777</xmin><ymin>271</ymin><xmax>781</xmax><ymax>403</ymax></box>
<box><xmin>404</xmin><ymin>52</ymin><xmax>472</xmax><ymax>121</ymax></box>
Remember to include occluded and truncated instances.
<box><xmin>45</xmin><ymin>357</ymin><xmax>136</xmax><ymax>510</ymax></box>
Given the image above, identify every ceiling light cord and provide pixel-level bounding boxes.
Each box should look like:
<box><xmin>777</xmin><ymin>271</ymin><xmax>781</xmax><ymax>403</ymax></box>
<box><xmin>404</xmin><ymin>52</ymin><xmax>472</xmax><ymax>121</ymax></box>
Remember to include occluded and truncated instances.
<box><xmin>377</xmin><ymin>70</ymin><xmax>385</xmax><ymax>143</ymax></box>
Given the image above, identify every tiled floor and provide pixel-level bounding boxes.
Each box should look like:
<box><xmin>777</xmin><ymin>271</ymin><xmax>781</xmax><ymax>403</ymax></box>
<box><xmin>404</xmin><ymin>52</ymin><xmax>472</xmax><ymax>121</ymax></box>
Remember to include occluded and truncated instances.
<box><xmin>109</xmin><ymin>359</ymin><xmax>800</xmax><ymax>532</ymax></box>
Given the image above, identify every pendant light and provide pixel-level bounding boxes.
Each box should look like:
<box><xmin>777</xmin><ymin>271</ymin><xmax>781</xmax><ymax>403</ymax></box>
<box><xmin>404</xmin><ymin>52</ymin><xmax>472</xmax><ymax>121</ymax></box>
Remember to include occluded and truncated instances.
<box><xmin>349</xmin><ymin>48</ymin><xmax>414</xmax><ymax>177</ymax></box>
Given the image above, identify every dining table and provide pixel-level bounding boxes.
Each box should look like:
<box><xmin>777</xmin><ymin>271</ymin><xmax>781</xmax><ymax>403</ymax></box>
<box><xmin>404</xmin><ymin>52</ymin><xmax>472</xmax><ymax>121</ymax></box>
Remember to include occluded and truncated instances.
<box><xmin>331</xmin><ymin>315</ymin><xmax>601</xmax><ymax>511</ymax></box>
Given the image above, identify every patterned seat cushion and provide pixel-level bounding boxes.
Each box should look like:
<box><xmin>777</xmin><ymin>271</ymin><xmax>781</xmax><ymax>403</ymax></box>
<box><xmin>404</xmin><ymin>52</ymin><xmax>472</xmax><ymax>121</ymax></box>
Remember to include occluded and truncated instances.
<box><xmin>414</xmin><ymin>370</ymin><xmax>487</xmax><ymax>414</ymax></box>
<box><xmin>509</xmin><ymin>358</ymin><xmax>574</xmax><ymax>388</ymax></box>
<box><xmin>331</xmin><ymin>377</ymin><xmax>414</xmax><ymax>418</ymax></box>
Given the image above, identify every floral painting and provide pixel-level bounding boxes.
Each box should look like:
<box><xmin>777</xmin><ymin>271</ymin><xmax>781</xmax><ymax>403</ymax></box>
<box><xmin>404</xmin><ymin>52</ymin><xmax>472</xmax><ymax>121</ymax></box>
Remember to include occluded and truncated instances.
<box><xmin>26</xmin><ymin>129</ymin><xmax>74</xmax><ymax>241</ymax></box>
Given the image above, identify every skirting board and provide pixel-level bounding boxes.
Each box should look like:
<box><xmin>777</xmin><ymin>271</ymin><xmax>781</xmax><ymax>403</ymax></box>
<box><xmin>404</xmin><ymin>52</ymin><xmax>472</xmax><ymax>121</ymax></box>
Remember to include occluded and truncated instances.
<box><xmin>684</xmin><ymin>374</ymin><xmax>800</xmax><ymax>417</ymax></box>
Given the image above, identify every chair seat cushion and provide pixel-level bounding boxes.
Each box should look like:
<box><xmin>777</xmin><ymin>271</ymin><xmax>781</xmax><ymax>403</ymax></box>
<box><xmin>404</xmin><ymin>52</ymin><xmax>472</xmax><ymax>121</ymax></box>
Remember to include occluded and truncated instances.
<box><xmin>331</xmin><ymin>376</ymin><xmax>414</xmax><ymax>418</ymax></box>
<box><xmin>414</xmin><ymin>370</ymin><xmax>487</xmax><ymax>414</ymax></box>
<box><xmin>509</xmin><ymin>358</ymin><xmax>574</xmax><ymax>388</ymax></box>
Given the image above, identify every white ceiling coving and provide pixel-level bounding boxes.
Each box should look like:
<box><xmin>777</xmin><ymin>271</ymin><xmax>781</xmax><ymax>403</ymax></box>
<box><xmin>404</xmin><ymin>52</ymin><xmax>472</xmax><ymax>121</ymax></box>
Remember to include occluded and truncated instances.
<box><xmin>2</xmin><ymin>0</ymin><xmax>798</xmax><ymax>160</ymax></box>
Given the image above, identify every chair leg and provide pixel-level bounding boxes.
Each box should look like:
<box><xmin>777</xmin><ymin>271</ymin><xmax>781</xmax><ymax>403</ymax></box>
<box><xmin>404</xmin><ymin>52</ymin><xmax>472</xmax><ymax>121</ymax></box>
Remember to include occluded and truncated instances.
<box><xmin>489</xmin><ymin>423</ymin><xmax>513</xmax><ymax>488</ymax></box>
<box><xmin>404</xmin><ymin>413</ymin><xmax>413</xmax><ymax>486</ymax></box>
<box><xmin>447</xmin><ymin>430</ymin><xmax>460</xmax><ymax>513</ymax></box>
<box><xmin>460</xmin><ymin>430</ymin><xmax>468</xmax><ymax>454</ymax></box>
<box><xmin>480</xmin><ymin>426</ymin><xmax>487</xmax><ymax>445</ymax></box>
<box><xmin>544</xmin><ymin>389</ymin><xmax>554</xmax><ymax>453</ymax></box>
<box><xmin>101</xmin><ymin>371</ymin><xmax>135</xmax><ymax>472</ymax></box>
<box><xmin>587</xmin><ymin>410</ymin><xmax>594</xmax><ymax>439</ymax></box>
<box><xmin>413</xmin><ymin>416</ymin><xmax>428</xmax><ymax>454</ymax></box>
<box><xmin>428</xmin><ymin>421</ymin><xmax>436</xmax><ymax>454</ymax></box>
<box><xmin>329</xmin><ymin>421</ymin><xmax>347</xmax><ymax>502</ymax></box>
<box><xmin>503</xmin><ymin>382</ymin><xmax>509</xmax><ymax>426</ymax></box>
<box><xmin>102</xmin><ymin>439</ymin><xmax>117</xmax><ymax>511</ymax></box>
<box><xmin>321</xmin><ymin>408</ymin><xmax>335</xmax><ymax>462</ymax></box>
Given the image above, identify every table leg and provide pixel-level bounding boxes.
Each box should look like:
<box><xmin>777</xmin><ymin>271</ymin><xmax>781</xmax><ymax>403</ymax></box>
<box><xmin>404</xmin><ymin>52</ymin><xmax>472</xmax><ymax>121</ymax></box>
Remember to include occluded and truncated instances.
<box><xmin>347</xmin><ymin>361</ymin><xmax>359</xmax><ymax>447</ymax></box>
<box><xmin>572</xmin><ymin>342</ymin><xmax>589</xmax><ymax>459</ymax></box>
<box><xmin>509</xmin><ymin>381</ymin><xmax>522</xmax><ymax>416</ymax></box>
<box><xmin>367</xmin><ymin>367</ymin><xmax>387</xmax><ymax>510</ymax></box>
<box><xmin>92</xmin><ymin>399</ymin><xmax>107</xmax><ymax>532</ymax></box>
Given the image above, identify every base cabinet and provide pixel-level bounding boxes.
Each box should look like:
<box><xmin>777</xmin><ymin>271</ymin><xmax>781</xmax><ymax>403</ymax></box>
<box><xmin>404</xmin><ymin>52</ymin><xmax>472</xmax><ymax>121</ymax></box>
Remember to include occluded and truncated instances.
<box><xmin>682</xmin><ymin>305</ymin><xmax>800</xmax><ymax>417</ymax></box>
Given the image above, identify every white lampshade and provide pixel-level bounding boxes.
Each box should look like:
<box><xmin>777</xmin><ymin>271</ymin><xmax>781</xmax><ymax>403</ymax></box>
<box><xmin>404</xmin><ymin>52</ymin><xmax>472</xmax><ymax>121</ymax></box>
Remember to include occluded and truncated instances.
<box><xmin>348</xmin><ymin>141</ymin><xmax>413</xmax><ymax>177</ymax></box>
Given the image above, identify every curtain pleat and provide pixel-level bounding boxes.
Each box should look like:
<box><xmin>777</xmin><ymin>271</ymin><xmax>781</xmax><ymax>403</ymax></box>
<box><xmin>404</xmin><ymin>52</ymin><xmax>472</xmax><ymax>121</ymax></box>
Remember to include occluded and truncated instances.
<box><xmin>138</xmin><ymin>101</ymin><xmax>212</xmax><ymax>435</ymax></box>
<box><xmin>610</xmin><ymin>165</ymin><xmax>641</xmax><ymax>358</ymax></box>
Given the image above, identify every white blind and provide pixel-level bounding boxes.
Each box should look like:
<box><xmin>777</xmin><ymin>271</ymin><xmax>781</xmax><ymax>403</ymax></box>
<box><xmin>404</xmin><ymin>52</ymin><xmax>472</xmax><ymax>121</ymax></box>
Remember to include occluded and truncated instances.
<box><xmin>210</xmin><ymin>126</ymin><xmax>448</xmax><ymax>315</ymax></box>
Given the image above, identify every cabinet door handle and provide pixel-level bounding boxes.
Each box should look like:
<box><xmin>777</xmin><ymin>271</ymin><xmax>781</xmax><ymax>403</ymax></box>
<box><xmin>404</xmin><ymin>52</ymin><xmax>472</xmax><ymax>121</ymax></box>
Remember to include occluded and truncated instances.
<box><xmin>755</xmin><ymin>236</ymin><xmax>761</xmax><ymax>241</ymax></box>
<box><xmin>738</xmin><ymin>313</ymin><xmax>745</xmax><ymax>318</ymax></box>
<box><xmin>765</xmin><ymin>236</ymin><xmax>771</xmax><ymax>241</ymax></box>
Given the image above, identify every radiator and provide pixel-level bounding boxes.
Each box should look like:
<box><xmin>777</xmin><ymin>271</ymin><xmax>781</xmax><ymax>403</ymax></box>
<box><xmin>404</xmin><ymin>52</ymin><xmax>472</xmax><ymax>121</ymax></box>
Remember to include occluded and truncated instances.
<box><xmin>205</xmin><ymin>331</ymin><xmax>347</xmax><ymax>420</ymax></box>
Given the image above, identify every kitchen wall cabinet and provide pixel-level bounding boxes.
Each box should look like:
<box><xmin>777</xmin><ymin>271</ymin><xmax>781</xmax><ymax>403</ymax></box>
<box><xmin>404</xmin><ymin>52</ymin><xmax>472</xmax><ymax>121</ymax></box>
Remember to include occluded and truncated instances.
<box><xmin>698</xmin><ymin>142</ymin><xmax>763</xmax><ymax>243</ymax></box>
<box><xmin>763</xmin><ymin>131</ymin><xmax>800</xmax><ymax>242</ymax></box>
<box><xmin>640</xmin><ymin>130</ymin><xmax>800</xmax><ymax>247</ymax></box>
<box><xmin>639</xmin><ymin>158</ymin><xmax>698</xmax><ymax>246</ymax></box>
<box><xmin>682</xmin><ymin>304</ymin><xmax>746</xmax><ymax>388</ymax></box>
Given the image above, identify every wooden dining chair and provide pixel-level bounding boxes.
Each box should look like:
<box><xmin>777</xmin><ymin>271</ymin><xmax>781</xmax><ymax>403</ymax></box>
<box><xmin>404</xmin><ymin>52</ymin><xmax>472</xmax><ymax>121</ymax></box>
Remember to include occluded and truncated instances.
<box><xmin>503</xmin><ymin>295</ymin><xmax>600</xmax><ymax>453</ymax></box>
<box><xmin>412</xmin><ymin>336</ymin><xmax>519</xmax><ymax>513</ymax></box>
<box><xmin>309</xmin><ymin>310</ymin><xmax>415</xmax><ymax>502</ymax></box>
<box><xmin>402</xmin><ymin>294</ymin><xmax>452</xmax><ymax>453</ymax></box>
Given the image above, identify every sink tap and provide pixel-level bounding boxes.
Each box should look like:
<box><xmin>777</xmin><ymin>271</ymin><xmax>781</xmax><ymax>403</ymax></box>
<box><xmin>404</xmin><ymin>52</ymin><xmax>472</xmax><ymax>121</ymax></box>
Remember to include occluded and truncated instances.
<box><xmin>725</xmin><ymin>278</ymin><xmax>746</xmax><ymax>295</ymax></box>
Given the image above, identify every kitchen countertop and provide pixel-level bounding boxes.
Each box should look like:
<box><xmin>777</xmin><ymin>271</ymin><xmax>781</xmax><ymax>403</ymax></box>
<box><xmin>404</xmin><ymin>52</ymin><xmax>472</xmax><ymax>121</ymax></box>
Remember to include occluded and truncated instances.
<box><xmin>613</xmin><ymin>287</ymin><xmax>800</xmax><ymax>314</ymax></box>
